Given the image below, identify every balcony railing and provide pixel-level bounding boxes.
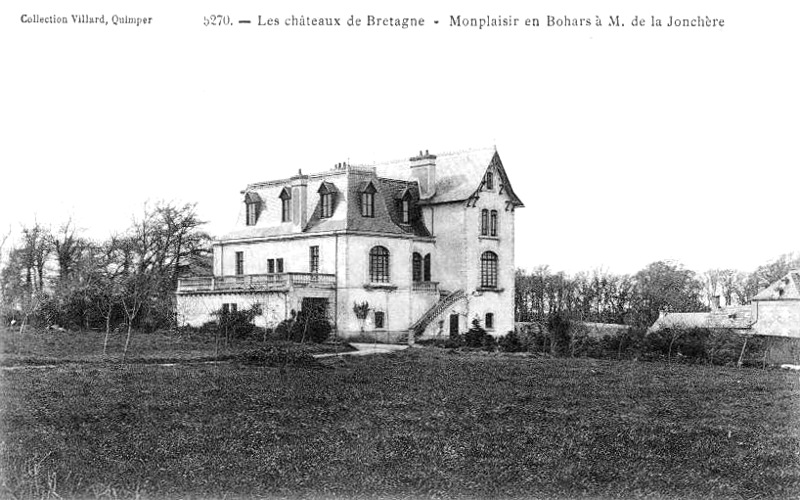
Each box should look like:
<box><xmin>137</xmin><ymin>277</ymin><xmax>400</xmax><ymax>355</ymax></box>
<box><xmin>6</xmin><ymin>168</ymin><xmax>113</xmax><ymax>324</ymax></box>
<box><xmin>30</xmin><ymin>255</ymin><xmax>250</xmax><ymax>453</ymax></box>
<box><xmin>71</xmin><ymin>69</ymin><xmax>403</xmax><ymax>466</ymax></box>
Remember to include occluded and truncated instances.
<box><xmin>412</xmin><ymin>281</ymin><xmax>439</xmax><ymax>293</ymax></box>
<box><xmin>177</xmin><ymin>273</ymin><xmax>336</xmax><ymax>293</ymax></box>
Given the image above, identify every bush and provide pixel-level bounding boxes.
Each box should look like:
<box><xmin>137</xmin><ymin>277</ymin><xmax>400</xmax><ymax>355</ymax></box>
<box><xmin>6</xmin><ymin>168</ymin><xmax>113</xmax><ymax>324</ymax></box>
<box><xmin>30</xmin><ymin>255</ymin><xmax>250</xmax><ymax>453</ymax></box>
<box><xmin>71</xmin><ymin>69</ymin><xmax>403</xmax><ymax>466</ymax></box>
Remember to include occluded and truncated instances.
<box><xmin>465</xmin><ymin>318</ymin><xmax>496</xmax><ymax>351</ymax></box>
<box><xmin>212</xmin><ymin>304</ymin><xmax>261</xmax><ymax>339</ymax></box>
<box><xmin>546</xmin><ymin>312</ymin><xmax>572</xmax><ymax>355</ymax></box>
<box><xmin>499</xmin><ymin>330</ymin><xmax>524</xmax><ymax>352</ymax></box>
<box><xmin>288</xmin><ymin>309</ymin><xmax>332</xmax><ymax>344</ymax></box>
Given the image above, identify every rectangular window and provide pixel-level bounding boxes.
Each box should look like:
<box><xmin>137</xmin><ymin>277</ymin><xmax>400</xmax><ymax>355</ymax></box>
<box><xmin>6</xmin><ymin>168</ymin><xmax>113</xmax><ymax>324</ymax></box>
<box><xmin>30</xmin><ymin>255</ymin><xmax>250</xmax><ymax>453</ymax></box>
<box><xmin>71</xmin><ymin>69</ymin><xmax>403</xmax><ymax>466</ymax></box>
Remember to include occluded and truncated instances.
<box><xmin>231</xmin><ymin>303</ymin><xmax>238</xmax><ymax>313</ymax></box>
<box><xmin>369</xmin><ymin>246</ymin><xmax>390</xmax><ymax>283</ymax></box>
<box><xmin>267</xmin><ymin>259</ymin><xmax>275</xmax><ymax>274</ymax></box>
<box><xmin>276</xmin><ymin>258</ymin><xmax>284</xmax><ymax>273</ymax></box>
<box><xmin>222</xmin><ymin>303</ymin><xmax>229</xmax><ymax>314</ymax></box>
<box><xmin>490</xmin><ymin>210</ymin><xmax>498</xmax><ymax>237</ymax></box>
<box><xmin>480</xmin><ymin>209</ymin><xmax>488</xmax><ymax>236</ymax></box>
<box><xmin>246</xmin><ymin>203</ymin><xmax>257</xmax><ymax>226</ymax></box>
<box><xmin>374</xmin><ymin>311</ymin><xmax>385</xmax><ymax>329</ymax></box>
<box><xmin>321</xmin><ymin>193</ymin><xmax>333</xmax><ymax>218</ymax></box>
<box><xmin>361</xmin><ymin>192</ymin><xmax>374</xmax><ymax>217</ymax></box>
<box><xmin>485</xmin><ymin>313</ymin><xmax>494</xmax><ymax>329</ymax></box>
<box><xmin>282</xmin><ymin>198</ymin><xmax>291</xmax><ymax>222</ymax></box>
<box><xmin>309</xmin><ymin>246</ymin><xmax>319</xmax><ymax>273</ymax></box>
<box><xmin>401</xmin><ymin>200</ymin><xmax>410</xmax><ymax>223</ymax></box>
<box><xmin>423</xmin><ymin>254</ymin><xmax>431</xmax><ymax>282</ymax></box>
<box><xmin>235</xmin><ymin>252</ymin><xmax>244</xmax><ymax>275</ymax></box>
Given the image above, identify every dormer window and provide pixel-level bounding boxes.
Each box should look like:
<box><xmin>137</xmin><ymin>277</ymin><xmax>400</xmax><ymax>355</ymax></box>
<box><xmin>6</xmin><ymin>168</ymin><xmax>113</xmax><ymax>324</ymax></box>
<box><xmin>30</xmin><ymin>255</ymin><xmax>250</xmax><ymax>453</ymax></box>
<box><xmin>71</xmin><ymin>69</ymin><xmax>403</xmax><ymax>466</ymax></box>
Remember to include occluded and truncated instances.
<box><xmin>395</xmin><ymin>187</ymin><xmax>414</xmax><ymax>224</ymax></box>
<box><xmin>485</xmin><ymin>171</ymin><xmax>494</xmax><ymax>190</ymax></box>
<box><xmin>279</xmin><ymin>187</ymin><xmax>292</xmax><ymax>223</ymax></box>
<box><xmin>322</xmin><ymin>193</ymin><xmax>333</xmax><ymax>218</ymax></box>
<box><xmin>317</xmin><ymin>182</ymin><xmax>338</xmax><ymax>219</ymax></box>
<box><xmin>244</xmin><ymin>192</ymin><xmax>262</xmax><ymax>226</ymax></box>
<box><xmin>360</xmin><ymin>182</ymin><xmax>376</xmax><ymax>218</ymax></box>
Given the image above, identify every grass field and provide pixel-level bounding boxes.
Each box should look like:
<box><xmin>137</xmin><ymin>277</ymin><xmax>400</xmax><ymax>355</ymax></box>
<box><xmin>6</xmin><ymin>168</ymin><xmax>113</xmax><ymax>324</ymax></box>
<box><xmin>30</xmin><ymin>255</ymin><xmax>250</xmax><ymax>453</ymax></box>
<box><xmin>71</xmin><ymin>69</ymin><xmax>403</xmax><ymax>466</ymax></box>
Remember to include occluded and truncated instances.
<box><xmin>1</xmin><ymin>331</ymin><xmax>799</xmax><ymax>499</ymax></box>
<box><xmin>0</xmin><ymin>327</ymin><xmax>349</xmax><ymax>366</ymax></box>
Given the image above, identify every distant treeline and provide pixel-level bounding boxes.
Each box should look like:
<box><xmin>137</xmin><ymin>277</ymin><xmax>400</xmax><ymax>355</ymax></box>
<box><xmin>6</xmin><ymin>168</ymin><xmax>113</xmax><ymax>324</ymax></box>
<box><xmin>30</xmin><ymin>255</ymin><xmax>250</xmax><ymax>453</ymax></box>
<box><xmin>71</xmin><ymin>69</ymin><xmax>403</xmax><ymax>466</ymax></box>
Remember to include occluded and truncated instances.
<box><xmin>514</xmin><ymin>254</ymin><xmax>800</xmax><ymax>328</ymax></box>
<box><xmin>1</xmin><ymin>204</ymin><xmax>798</xmax><ymax>335</ymax></box>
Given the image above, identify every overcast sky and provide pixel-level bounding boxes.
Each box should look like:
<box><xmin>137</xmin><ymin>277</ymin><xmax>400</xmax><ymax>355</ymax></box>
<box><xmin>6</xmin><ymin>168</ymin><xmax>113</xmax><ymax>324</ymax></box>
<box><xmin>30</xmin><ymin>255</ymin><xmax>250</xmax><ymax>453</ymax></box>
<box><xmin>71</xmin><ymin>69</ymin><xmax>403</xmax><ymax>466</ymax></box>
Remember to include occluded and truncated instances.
<box><xmin>2</xmin><ymin>0</ymin><xmax>798</xmax><ymax>276</ymax></box>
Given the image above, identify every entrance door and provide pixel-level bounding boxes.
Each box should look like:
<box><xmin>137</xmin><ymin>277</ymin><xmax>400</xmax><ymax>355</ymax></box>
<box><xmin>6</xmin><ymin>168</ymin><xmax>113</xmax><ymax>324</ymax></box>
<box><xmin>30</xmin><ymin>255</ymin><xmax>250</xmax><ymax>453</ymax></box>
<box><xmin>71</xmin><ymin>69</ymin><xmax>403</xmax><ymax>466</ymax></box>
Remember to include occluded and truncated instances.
<box><xmin>449</xmin><ymin>314</ymin><xmax>459</xmax><ymax>336</ymax></box>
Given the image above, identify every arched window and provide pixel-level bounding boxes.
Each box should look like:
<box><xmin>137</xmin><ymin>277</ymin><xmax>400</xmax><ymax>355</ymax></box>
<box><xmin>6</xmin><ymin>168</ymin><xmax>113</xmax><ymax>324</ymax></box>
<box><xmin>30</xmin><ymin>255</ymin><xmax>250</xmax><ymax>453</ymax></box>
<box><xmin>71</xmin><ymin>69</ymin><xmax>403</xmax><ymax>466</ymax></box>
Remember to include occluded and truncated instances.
<box><xmin>369</xmin><ymin>246</ymin><xmax>390</xmax><ymax>283</ymax></box>
<box><xmin>412</xmin><ymin>252</ymin><xmax>422</xmax><ymax>282</ymax></box>
<box><xmin>490</xmin><ymin>210</ymin><xmax>498</xmax><ymax>237</ymax></box>
<box><xmin>423</xmin><ymin>254</ymin><xmax>431</xmax><ymax>282</ymax></box>
<box><xmin>480</xmin><ymin>209</ymin><xmax>489</xmax><ymax>236</ymax></box>
<box><xmin>480</xmin><ymin>251</ymin><xmax>498</xmax><ymax>289</ymax></box>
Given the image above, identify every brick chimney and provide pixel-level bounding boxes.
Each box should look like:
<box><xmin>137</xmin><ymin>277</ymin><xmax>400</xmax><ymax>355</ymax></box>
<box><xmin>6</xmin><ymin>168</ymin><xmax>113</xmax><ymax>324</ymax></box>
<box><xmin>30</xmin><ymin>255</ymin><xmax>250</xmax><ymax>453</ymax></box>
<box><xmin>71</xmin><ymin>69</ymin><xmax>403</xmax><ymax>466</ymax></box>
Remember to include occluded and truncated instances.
<box><xmin>410</xmin><ymin>149</ymin><xmax>436</xmax><ymax>199</ymax></box>
<box><xmin>291</xmin><ymin>170</ymin><xmax>308</xmax><ymax>230</ymax></box>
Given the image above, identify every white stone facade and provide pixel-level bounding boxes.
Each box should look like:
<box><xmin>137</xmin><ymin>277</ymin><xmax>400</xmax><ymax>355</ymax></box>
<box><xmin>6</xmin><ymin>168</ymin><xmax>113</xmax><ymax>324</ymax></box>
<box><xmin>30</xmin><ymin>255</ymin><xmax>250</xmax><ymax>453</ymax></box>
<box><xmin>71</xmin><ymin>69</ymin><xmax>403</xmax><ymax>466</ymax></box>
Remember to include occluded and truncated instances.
<box><xmin>176</xmin><ymin>148</ymin><xmax>524</xmax><ymax>341</ymax></box>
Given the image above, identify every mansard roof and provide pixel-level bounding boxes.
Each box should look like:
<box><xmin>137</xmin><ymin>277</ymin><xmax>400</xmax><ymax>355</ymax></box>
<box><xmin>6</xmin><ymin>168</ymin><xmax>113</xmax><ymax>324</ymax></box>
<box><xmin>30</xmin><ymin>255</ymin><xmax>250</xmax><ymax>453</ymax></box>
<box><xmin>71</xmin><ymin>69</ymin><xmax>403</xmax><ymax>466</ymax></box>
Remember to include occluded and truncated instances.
<box><xmin>753</xmin><ymin>271</ymin><xmax>800</xmax><ymax>301</ymax></box>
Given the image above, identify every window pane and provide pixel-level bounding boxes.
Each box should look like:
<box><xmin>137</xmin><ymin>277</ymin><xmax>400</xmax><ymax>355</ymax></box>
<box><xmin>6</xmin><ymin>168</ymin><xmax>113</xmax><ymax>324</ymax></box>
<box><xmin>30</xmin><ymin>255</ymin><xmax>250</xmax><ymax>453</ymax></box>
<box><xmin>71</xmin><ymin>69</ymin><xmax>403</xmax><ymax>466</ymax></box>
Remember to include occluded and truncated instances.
<box><xmin>374</xmin><ymin>311</ymin><xmax>385</xmax><ymax>329</ymax></box>
<box><xmin>480</xmin><ymin>251</ymin><xmax>498</xmax><ymax>288</ymax></box>
<box><xmin>235</xmin><ymin>252</ymin><xmax>244</xmax><ymax>275</ymax></box>
<box><xmin>412</xmin><ymin>253</ymin><xmax>422</xmax><ymax>282</ymax></box>
<box><xmin>361</xmin><ymin>192</ymin><xmax>374</xmax><ymax>217</ymax></box>
<box><xmin>423</xmin><ymin>254</ymin><xmax>431</xmax><ymax>282</ymax></box>
<box><xmin>369</xmin><ymin>246</ymin><xmax>389</xmax><ymax>282</ymax></box>
<box><xmin>310</xmin><ymin>246</ymin><xmax>319</xmax><ymax>273</ymax></box>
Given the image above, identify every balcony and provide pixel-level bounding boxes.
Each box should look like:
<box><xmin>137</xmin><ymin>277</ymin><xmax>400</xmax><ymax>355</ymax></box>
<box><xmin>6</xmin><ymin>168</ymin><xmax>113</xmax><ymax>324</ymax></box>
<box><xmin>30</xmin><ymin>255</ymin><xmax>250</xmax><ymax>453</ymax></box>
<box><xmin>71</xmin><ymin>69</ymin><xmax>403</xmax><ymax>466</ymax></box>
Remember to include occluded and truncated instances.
<box><xmin>412</xmin><ymin>281</ymin><xmax>439</xmax><ymax>293</ymax></box>
<box><xmin>177</xmin><ymin>273</ymin><xmax>336</xmax><ymax>294</ymax></box>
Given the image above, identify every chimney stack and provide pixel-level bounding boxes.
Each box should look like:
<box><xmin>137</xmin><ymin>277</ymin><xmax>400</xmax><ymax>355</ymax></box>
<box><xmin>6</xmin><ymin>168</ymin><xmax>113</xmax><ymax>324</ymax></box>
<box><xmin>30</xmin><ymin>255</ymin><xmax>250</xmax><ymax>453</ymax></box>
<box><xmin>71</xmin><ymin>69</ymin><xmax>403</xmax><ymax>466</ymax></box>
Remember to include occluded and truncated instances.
<box><xmin>290</xmin><ymin>171</ymin><xmax>309</xmax><ymax>230</ymax></box>
<box><xmin>409</xmin><ymin>149</ymin><xmax>437</xmax><ymax>199</ymax></box>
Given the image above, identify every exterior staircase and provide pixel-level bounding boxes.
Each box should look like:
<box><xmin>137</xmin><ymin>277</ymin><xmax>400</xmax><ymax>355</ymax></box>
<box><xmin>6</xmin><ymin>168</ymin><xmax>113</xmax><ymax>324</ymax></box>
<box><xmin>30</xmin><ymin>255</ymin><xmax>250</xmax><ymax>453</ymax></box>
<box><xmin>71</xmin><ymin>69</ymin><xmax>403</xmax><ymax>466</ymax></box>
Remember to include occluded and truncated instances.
<box><xmin>409</xmin><ymin>289</ymin><xmax>466</xmax><ymax>337</ymax></box>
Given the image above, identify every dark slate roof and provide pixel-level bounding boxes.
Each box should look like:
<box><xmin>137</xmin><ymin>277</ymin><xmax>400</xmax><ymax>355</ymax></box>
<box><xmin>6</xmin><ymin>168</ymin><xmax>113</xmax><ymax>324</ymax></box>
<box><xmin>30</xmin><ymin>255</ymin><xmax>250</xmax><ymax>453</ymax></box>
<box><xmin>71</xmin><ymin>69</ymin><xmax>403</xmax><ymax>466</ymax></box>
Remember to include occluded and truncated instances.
<box><xmin>375</xmin><ymin>178</ymin><xmax>431</xmax><ymax>237</ymax></box>
<box><xmin>753</xmin><ymin>270</ymin><xmax>800</xmax><ymax>301</ymax></box>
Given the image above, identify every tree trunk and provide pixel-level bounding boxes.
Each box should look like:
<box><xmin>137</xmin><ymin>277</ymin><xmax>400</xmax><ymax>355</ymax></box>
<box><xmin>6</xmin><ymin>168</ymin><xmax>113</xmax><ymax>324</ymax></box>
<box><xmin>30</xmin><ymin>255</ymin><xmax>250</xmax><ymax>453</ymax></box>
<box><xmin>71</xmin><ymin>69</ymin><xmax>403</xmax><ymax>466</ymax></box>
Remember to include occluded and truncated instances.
<box><xmin>737</xmin><ymin>336</ymin><xmax>749</xmax><ymax>368</ymax></box>
<box><xmin>103</xmin><ymin>312</ymin><xmax>112</xmax><ymax>356</ymax></box>
<box><xmin>123</xmin><ymin>322</ymin><xmax>133</xmax><ymax>360</ymax></box>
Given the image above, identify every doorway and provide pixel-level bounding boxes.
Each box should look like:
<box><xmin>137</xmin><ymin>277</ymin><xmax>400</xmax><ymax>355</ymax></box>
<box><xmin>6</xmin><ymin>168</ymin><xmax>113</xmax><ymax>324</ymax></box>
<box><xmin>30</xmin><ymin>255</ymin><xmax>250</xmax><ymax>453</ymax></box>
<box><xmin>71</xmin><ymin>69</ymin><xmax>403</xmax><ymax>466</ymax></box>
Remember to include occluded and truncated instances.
<box><xmin>449</xmin><ymin>314</ymin><xmax>459</xmax><ymax>336</ymax></box>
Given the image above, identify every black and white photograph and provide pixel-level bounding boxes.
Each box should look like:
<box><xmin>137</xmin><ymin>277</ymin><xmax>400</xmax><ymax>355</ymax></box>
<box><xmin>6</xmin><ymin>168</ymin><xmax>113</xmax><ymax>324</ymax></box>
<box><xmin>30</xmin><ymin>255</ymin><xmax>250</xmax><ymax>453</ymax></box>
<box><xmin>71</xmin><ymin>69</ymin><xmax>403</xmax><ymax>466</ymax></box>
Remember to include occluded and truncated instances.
<box><xmin>1</xmin><ymin>0</ymin><xmax>799</xmax><ymax>498</ymax></box>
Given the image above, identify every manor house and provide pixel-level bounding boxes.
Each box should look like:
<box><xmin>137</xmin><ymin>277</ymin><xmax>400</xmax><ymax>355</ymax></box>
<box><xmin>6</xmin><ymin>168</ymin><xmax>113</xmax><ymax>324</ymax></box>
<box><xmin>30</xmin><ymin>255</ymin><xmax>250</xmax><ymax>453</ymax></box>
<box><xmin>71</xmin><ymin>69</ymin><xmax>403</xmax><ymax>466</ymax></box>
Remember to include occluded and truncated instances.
<box><xmin>175</xmin><ymin>147</ymin><xmax>523</xmax><ymax>341</ymax></box>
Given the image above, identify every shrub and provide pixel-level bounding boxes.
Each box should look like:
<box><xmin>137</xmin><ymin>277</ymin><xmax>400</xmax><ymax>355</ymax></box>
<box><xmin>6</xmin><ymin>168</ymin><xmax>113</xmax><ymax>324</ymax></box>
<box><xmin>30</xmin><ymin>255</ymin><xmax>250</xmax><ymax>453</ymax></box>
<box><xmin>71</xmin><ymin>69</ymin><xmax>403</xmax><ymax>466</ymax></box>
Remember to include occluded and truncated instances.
<box><xmin>546</xmin><ymin>312</ymin><xmax>572</xmax><ymax>355</ymax></box>
<box><xmin>465</xmin><ymin>318</ymin><xmax>496</xmax><ymax>351</ymax></box>
<box><xmin>499</xmin><ymin>330</ymin><xmax>524</xmax><ymax>352</ymax></box>
<box><xmin>212</xmin><ymin>304</ymin><xmax>261</xmax><ymax>339</ymax></box>
<box><xmin>288</xmin><ymin>309</ymin><xmax>332</xmax><ymax>344</ymax></box>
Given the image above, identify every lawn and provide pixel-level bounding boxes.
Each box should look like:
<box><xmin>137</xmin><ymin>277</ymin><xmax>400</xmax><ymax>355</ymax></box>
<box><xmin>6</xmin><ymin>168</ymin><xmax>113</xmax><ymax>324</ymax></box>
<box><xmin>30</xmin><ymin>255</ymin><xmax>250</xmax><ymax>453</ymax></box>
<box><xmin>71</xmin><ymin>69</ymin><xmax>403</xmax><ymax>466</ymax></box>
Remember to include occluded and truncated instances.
<box><xmin>0</xmin><ymin>327</ymin><xmax>350</xmax><ymax>366</ymax></box>
<box><xmin>1</xmin><ymin>336</ymin><xmax>799</xmax><ymax>499</ymax></box>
